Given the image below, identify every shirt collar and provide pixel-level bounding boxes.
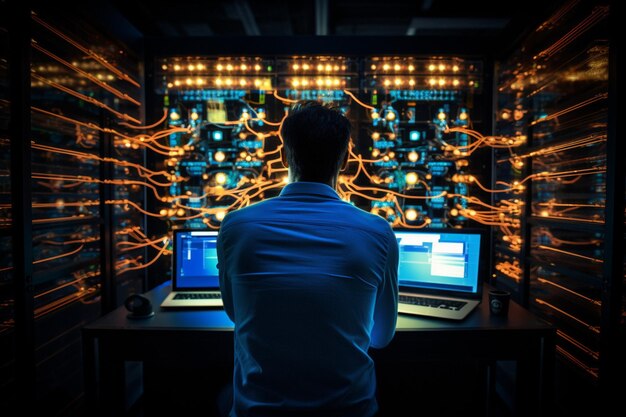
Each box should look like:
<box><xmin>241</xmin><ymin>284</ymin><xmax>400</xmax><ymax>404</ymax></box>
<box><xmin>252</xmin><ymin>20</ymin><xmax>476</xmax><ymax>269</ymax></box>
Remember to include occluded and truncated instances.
<box><xmin>279</xmin><ymin>181</ymin><xmax>341</xmax><ymax>200</ymax></box>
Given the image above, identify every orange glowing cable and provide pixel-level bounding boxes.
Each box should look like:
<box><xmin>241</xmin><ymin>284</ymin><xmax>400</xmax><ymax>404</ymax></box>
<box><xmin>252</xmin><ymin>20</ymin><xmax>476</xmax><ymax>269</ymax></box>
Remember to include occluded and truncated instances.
<box><xmin>32</xmin><ymin>12</ymin><xmax>141</xmax><ymax>88</ymax></box>
<box><xmin>270</xmin><ymin>90</ymin><xmax>298</xmax><ymax>104</ymax></box>
<box><xmin>343</xmin><ymin>90</ymin><xmax>375</xmax><ymax>111</ymax></box>
<box><xmin>537</xmin><ymin>278</ymin><xmax>601</xmax><ymax>305</ymax></box>
<box><xmin>32</xmin><ymin>106</ymin><xmax>105</xmax><ymax>132</ymax></box>
<box><xmin>119</xmin><ymin>109</ymin><xmax>168</xmax><ymax>129</ymax></box>
<box><xmin>116</xmin><ymin>242</ymin><xmax>171</xmax><ymax>275</ymax></box>
<box><xmin>31</xmin><ymin>42</ymin><xmax>141</xmax><ymax>106</ymax></box>
<box><xmin>535</xmin><ymin>298</ymin><xmax>600</xmax><ymax>333</ymax></box>
<box><xmin>33</xmin><ymin>244</ymin><xmax>84</xmax><ymax>264</ymax></box>
<box><xmin>106</xmin><ymin>199</ymin><xmax>168</xmax><ymax>218</ymax></box>
<box><xmin>530</xmin><ymin>93</ymin><xmax>608</xmax><ymax>125</ymax></box>
<box><xmin>40</xmin><ymin>236</ymin><xmax>99</xmax><ymax>245</ymax></box>
<box><xmin>344</xmin><ymin>183</ymin><xmax>446</xmax><ymax>200</ymax></box>
<box><xmin>536</xmin><ymin>245</ymin><xmax>603</xmax><ymax>263</ymax></box>
<box><xmin>31</xmin><ymin>73</ymin><xmax>141</xmax><ymax>124</ymax></box>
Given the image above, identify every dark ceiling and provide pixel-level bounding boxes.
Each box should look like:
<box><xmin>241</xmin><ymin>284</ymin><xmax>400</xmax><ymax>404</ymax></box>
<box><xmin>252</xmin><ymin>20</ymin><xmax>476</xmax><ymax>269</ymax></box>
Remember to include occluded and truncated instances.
<box><xmin>106</xmin><ymin>0</ymin><xmax>559</xmax><ymax>38</ymax></box>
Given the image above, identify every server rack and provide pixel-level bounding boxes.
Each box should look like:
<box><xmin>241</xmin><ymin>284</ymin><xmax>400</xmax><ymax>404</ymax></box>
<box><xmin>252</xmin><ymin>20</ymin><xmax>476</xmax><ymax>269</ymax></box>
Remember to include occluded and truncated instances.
<box><xmin>491</xmin><ymin>0</ymin><xmax>623</xmax><ymax>411</ymax></box>
<box><xmin>1</xmin><ymin>6</ymin><xmax>146</xmax><ymax>414</ymax></box>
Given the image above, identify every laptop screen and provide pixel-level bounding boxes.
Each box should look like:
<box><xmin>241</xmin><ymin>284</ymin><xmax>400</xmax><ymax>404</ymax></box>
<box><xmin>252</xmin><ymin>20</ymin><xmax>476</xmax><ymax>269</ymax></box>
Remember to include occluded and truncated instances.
<box><xmin>174</xmin><ymin>230</ymin><xmax>219</xmax><ymax>289</ymax></box>
<box><xmin>394</xmin><ymin>230</ymin><xmax>481</xmax><ymax>294</ymax></box>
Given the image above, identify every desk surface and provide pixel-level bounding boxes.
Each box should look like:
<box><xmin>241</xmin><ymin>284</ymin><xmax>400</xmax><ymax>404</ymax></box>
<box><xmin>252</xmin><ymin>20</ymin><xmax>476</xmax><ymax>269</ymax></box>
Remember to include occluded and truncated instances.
<box><xmin>85</xmin><ymin>282</ymin><xmax>552</xmax><ymax>335</ymax></box>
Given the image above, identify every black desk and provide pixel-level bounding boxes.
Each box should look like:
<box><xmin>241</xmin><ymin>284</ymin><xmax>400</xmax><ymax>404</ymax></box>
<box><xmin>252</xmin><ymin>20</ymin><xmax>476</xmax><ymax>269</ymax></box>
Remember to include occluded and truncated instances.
<box><xmin>82</xmin><ymin>282</ymin><xmax>555</xmax><ymax>416</ymax></box>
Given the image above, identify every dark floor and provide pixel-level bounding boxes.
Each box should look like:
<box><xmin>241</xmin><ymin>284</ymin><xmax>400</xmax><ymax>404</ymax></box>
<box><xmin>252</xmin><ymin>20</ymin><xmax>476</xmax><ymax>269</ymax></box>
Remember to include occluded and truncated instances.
<box><xmin>132</xmin><ymin>360</ymin><xmax>513</xmax><ymax>417</ymax></box>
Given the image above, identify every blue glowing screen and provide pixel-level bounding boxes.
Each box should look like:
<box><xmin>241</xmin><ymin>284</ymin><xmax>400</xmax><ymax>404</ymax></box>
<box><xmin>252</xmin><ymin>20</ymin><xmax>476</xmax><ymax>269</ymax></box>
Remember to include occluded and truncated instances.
<box><xmin>174</xmin><ymin>231</ymin><xmax>220</xmax><ymax>289</ymax></box>
<box><xmin>394</xmin><ymin>231</ymin><xmax>481</xmax><ymax>294</ymax></box>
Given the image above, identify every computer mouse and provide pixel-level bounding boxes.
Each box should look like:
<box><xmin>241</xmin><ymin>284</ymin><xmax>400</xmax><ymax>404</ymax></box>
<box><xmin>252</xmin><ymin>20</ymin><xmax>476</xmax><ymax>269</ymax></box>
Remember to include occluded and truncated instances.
<box><xmin>124</xmin><ymin>294</ymin><xmax>155</xmax><ymax>319</ymax></box>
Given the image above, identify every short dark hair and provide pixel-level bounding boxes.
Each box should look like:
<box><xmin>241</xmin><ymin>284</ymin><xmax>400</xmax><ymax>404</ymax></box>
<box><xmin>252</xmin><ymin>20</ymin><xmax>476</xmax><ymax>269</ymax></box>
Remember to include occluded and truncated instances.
<box><xmin>280</xmin><ymin>101</ymin><xmax>351</xmax><ymax>183</ymax></box>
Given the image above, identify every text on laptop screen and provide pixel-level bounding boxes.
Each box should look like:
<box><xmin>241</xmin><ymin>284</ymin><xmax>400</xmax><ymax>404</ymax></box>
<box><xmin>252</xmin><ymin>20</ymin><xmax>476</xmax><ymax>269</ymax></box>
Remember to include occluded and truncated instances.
<box><xmin>175</xmin><ymin>231</ymin><xmax>219</xmax><ymax>288</ymax></box>
<box><xmin>394</xmin><ymin>231</ymin><xmax>481</xmax><ymax>294</ymax></box>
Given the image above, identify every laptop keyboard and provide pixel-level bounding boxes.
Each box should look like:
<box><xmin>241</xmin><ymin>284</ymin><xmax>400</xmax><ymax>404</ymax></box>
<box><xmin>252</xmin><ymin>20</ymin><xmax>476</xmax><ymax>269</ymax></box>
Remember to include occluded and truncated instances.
<box><xmin>399</xmin><ymin>295</ymin><xmax>467</xmax><ymax>311</ymax></box>
<box><xmin>173</xmin><ymin>292</ymin><xmax>222</xmax><ymax>300</ymax></box>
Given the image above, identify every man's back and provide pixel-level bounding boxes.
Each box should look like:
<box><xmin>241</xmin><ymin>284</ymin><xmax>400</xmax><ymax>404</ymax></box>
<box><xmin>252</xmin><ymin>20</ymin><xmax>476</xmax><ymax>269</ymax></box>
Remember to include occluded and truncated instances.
<box><xmin>218</xmin><ymin>182</ymin><xmax>398</xmax><ymax>417</ymax></box>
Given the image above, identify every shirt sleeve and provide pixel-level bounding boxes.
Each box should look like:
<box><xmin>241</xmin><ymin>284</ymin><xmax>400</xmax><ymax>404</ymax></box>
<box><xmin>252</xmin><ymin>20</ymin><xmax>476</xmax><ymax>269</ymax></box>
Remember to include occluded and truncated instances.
<box><xmin>370</xmin><ymin>229</ymin><xmax>399</xmax><ymax>349</ymax></box>
<box><xmin>217</xmin><ymin>226</ymin><xmax>235</xmax><ymax>323</ymax></box>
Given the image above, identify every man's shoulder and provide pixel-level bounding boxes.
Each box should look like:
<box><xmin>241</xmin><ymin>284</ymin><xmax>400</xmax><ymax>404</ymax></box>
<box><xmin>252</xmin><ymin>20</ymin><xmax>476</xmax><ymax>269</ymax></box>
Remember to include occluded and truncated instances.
<box><xmin>220</xmin><ymin>198</ymin><xmax>275</xmax><ymax>227</ymax></box>
<box><xmin>338</xmin><ymin>204</ymin><xmax>395</xmax><ymax>238</ymax></box>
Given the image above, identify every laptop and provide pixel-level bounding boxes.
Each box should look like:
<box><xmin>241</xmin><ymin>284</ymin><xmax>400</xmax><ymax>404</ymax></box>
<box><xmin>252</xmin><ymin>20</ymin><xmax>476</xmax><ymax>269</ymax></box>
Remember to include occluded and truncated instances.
<box><xmin>395</xmin><ymin>228</ymin><xmax>485</xmax><ymax>320</ymax></box>
<box><xmin>160</xmin><ymin>229</ymin><xmax>223</xmax><ymax>308</ymax></box>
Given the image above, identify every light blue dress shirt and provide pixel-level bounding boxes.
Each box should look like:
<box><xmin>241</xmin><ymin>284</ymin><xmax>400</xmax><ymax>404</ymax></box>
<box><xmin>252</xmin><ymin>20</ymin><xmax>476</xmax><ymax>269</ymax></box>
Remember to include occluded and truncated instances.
<box><xmin>217</xmin><ymin>181</ymin><xmax>399</xmax><ymax>417</ymax></box>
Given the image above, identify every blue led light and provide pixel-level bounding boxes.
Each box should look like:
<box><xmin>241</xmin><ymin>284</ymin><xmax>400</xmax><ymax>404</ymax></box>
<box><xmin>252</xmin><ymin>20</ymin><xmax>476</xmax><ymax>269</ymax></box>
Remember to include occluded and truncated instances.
<box><xmin>212</xmin><ymin>131</ymin><xmax>223</xmax><ymax>141</ymax></box>
<box><xmin>409</xmin><ymin>131</ymin><xmax>420</xmax><ymax>141</ymax></box>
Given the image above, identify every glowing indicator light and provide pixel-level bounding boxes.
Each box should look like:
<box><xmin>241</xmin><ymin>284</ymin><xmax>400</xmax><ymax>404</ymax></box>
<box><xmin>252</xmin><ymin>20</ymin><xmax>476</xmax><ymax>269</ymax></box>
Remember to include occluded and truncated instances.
<box><xmin>428</xmin><ymin>78</ymin><xmax>436</xmax><ymax>86</ymax></box>
<box><xmin>254</xmin><ymin>64</ymin><xmax>261</xmax><ymax>71</ymax></box>
<box><xmin>215</xmin><ymin>210</ymin><xmax>227</xmax><ymax>221</ymax></box>
<box><xmin>394</xmin><ymin>64</ymin><xmax>401</xmax><ymax>71</ymax></box>
<box><xmin>452</xmin><ymin>65</ymin><xmax>459</xmax><ymax>72</ymax></box>
<box><xmin>408</xmin><ymin>151</ymin><xmax>419</xmax><ymax>162</ymax></box>
<box><xmin>405</xmin><ymin>209</ymin><xmax>418</xmax><ymax>221</ymax></box>
<box><xmin>188</xmin><ymin>64</ymin><xmax>195</xmax><ymax>71</ymax></box>
<box><xmin>428</xmin><ymin>64</ymin><xmax>436</xmax><ymax>71</ymax></box>
<box><xmin>226</xmin><ymin>64</ymin><xmax>233</xmax><ymax>71</ymax></box>
<box><xmin>383</xmin><ymin>64</ymin><xmax>390</xmax><ymax>71</ymax></box>
<box><xmin>408</xmin><ymin>64</ymin><xmax>415</xmax><ymax>72</ymax></box>
<box><xmin>371</xmin><ymin>132</ymin><xmax>381</xmax><ymax>140</ymax></box>
<box><xmin>216</xmin><ymin>64</ymin><xmax>223</xmax><ymax>71</ymax></box>
<box><xmin>214</xmin><ymin>152</ymin><xmax>226</xmax><ymax>163</ymax></box>
<box><xmin>212</xmin><ymin>131</ymin><xmax>223</xmax><ymax>141</ymax></box>
<box><xmin>405</xmin><ymin>172</ymin><xmax>418</xmax><ymax>185</ymax></box>
<box><xmin>371</xmin><ymin>64</ymin><xmax>377</xmax><ymax>70</ymax></box>
<box><xmin>438</xmin><ymin>64</ymin><xmax>445</xmax><ymax>71</ymax></box>
<box><xmin>303</xmin><ymin>63</ymin><xmax>310</xmax><ymax>70</ymax></box>
<box><xmin>240</xmin><ymin>64</ymin><xmax>247</xmax><ymax>71</ymax></box>
<box><xmin>385</xmin><ymin>111</ymin><xmax>396</xmax><ymax>121</ymax></box>
<box><xmin>174</xmin><ymin>64</ymin><xmax>181</xmax><ymax>71</ymax></box>
<box><xmin>215</xmin><ymin>172</ymin><xmax>227</xmax><ymax>184</ymax></box>
<box><xmin>438</xmin><ymin>78</ymin><xmax>446</xmax><ymax>86</ymax></box>
<box><xmin>408</xmin><ymin>79</ymin><xmax>415</xmax><ymax>86</ymax></box>
<box><xmin>169</xmin><ymin>109</ymin><xmax>180</xmax><ymax>121</ymax></box>
<box><xmin>452</xmin><ymin>79</ymin><xmax>460</xmax><ymax>86</ymax></box>
<box><xmin>190</xmin><ymin>109</ymin><xmax>199</xmax><ymax>121</ymax></box>
<box><xmin>293</xmin><ymin>64</ymin><xmax>300</xmax><ymax>70</ymax></box>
